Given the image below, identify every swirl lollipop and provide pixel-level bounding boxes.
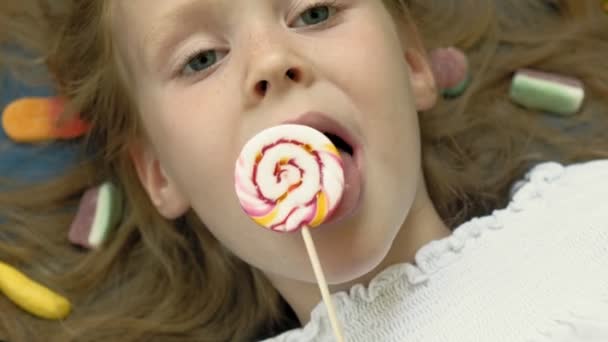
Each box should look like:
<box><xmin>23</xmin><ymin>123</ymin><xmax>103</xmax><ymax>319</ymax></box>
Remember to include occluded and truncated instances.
<box><xmin>235</xmin><ymin>124</ymin><xmax>345</xmax><ymax>341</ymax></box>
<box><xmin>235</xmin><ymin>124</ymin><xmax>344</xmax><ymax>232</ymax></box>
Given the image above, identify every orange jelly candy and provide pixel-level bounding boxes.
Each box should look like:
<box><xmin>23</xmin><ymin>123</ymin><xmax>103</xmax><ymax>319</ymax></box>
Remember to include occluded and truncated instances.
<box><xmin>2</xmin><ymin>97</ymin><xmax>89</xmax><ymax>143</ymax></box>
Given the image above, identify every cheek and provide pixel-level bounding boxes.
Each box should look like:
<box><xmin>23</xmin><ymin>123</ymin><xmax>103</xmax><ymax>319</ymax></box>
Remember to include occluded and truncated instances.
<box><xmin>326</xmin><ymin>13</ymin><xmax>413</xmax><ymax>118</ymax></box>
<box><xmin>145</xmin><ymin>93</ymin><xmax>258</xmax><ymax>247</ymax></box>
<box><xmin>328</xmin><ymin>19</ymin><xmax>418</xmax><ymax>153</ymax></box>
<box><xmin>159</xmin><ymin>86</ymin><xmax>236</xmax><ymax>144</ymax></box>
<box><xmin>140</xmin><ymin>86</ymin><xmax>243</xmax><ymax>195</ymax></box>
<box><xmin>330</xmin><ymin>11</ymin><xmax>422</xmax><ymax>204</ymax></box>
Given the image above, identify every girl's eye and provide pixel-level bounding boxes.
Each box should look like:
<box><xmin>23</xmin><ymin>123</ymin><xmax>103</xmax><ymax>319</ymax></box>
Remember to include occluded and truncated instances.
<box><xmin>182</xmin><ymin>50</ymin><xmax>223</xmax><ymax>76</ymax></box>
<box><xmin>293</xmin><ymin>3</ymin><xmax>338</xmax><ymax>27</ymax></box>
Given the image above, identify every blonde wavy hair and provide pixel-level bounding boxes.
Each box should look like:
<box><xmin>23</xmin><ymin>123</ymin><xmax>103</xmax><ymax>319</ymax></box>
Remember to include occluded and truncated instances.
<box><xmin>1</xmin><ymin>0</ymin><xmax>607</xmax><ymax>341</ymax></box>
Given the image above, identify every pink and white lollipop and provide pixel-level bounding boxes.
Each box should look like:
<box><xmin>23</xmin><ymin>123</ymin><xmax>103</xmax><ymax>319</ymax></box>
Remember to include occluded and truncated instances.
<box><xmin>235</xmin><ymin>124</ymin><xmax>346</xmax><ymax>341</ymax></box>
<box><xmin>235</xmin><ymin>124</ymin><xmax>345</xmax><ymax>232</ymax></box>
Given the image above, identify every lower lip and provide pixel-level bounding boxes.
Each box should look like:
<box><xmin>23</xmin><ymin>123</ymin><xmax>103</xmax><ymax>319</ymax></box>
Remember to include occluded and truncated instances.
<box><xmin>324</xmin><ymin>148</ymin><xmax>363</xmax><ymax>225</ymax></box>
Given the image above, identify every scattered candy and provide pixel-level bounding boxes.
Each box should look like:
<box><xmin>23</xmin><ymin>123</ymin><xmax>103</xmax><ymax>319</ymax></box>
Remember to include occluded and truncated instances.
<box><xmin>509</xmin><ymin>69</ymin><xmax>585</xmax><ymax>116</ymax></box>
<box><xmin>69</xmin><ymin>182</ymin><xmax>123</xmax><ymax>249</ymax></box>
<box><xmin>1</xmin><ymin>97</ymin><xmax>89</xmax><ymax>143</ymax></box>
<box><xmin>235</xmin><ymin>124</ymin><xmax>346</xmax><ymax>342</ymax></box>
<box><xmin>0</xmin><ymin>261</ymin><xmax>71</xmax><ymax>320</ymax></box>
<box><xmin>430</xmin><ymin>47</ymin><xmax>471</xmax><ymax>98</ymax></box>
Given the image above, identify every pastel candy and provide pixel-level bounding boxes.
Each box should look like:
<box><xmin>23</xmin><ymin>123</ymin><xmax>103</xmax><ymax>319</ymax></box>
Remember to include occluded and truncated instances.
<box><xmin>68</xmin><ymin>182</ymin><xmax>123</xmax><ymax>249</ymax></box>
<box><xmin>235</xmin><ymin>125</ymin><xmax>345</xmax><ymax>233</ymax></box>
<box><xmin>430</xmin><ymin>47</ymin><xmax>471</xmax><ymax>98</ymax></box>
<box><xmin>509</xmin><ymin>69</ymin><xmax>585</xmax><ymax>116</ymax></box>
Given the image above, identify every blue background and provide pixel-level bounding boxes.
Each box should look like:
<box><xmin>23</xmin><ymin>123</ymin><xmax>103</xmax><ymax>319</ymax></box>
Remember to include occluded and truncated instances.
<box><xmin>0</xmin><ymin>71</ymin><xmax>79</xmax><ymax>181</ymax></box>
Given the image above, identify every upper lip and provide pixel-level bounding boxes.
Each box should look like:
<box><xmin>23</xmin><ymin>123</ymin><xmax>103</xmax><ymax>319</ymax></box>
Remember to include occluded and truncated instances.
<box><xmin>282</xmin><ymin>112</ymin><xmax>359</xmax><ymax>152</ymax></box>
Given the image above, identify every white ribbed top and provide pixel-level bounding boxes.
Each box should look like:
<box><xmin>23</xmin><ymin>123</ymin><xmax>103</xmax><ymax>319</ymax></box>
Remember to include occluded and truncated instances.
<box><xmin>263</xmin><ymin>160</ymin><xmax>608</xmax><ymax>342</ymax></box>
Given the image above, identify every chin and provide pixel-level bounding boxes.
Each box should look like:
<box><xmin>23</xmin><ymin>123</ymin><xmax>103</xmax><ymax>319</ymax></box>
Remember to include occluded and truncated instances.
<box><xmin>308</xmin><ymin>207</ymin><xmax>403</xmax><ymax>286</ymax></box>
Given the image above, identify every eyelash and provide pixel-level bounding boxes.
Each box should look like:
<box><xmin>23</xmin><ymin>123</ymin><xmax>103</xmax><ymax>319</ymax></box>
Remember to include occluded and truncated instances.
<box><xmin>299</xmin><ymin>0</ymin><xmax>340</xmax><ymax>20</ymax></box>
<box><xmin>175</xmin><ymin>0</ymin><xmax>343</xmax><ymax>79</ymax></box>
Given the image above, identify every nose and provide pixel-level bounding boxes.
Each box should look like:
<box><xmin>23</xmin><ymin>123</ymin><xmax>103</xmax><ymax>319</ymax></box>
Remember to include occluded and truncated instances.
<box><xmin>243</xmin><ymin>39</ymin><xmax>314</xmax><ymax>107</ymax></box>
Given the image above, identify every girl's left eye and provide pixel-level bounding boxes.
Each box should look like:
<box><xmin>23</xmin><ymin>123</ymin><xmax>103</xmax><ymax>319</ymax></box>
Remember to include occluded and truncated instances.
<box><xmin>293</xmin><ymin>2</ymin><xmax>339</xmax><ymax>27</ymax></box>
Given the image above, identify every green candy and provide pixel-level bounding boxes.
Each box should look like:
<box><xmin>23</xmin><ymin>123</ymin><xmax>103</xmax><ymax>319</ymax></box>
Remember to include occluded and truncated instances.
<box><xmin>509</xmin><ymin>69</ymin><xmax>584</xmax><ymax>116</ymax></box>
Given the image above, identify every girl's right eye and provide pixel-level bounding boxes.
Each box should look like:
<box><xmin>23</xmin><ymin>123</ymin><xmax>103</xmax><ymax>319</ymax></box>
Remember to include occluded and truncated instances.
<box><xmin>180</xmin><ymin>49</ymin><xmax>227</xmax><ymax>77</ymax></box>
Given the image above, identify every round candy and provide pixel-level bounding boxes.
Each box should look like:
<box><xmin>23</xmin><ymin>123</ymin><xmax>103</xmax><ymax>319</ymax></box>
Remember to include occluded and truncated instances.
<box><xmin>235</xmin><ymin>124</ymin><xmax>345</xmax><ymax>233</ymax></box>
<box><xmin>430</xmin><ymin>47</ymin><xmax>471</xmax><ymax>98</ymax></box>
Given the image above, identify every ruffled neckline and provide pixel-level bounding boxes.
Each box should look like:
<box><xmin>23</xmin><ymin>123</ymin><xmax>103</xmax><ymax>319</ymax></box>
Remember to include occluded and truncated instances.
<box><xmin>266</xmin><ymin>162</ymin><xmax>573</xmax><ymax>341</ymax></box>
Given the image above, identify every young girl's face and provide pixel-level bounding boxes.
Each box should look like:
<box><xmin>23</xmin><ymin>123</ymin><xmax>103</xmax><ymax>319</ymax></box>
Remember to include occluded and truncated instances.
<box><xmin>114</xmin><ymin>0</ymin><xmax>435</xmax><ymax>284</ymax></box>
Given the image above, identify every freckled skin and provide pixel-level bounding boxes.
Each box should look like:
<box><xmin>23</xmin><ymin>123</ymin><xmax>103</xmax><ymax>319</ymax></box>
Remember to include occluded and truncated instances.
<box><xmin>116</xmin><ymin>0</ymin><xmax>449</xmax><ymax>322</ymax></box>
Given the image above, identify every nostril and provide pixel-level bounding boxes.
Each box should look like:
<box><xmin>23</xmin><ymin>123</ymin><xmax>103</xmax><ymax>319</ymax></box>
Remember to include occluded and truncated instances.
<box><xmin>286</xmin><ymin>68</ymin><xmax>298</xmax><ymax>81</ymax></box>
<box><xmin>255</xmin><ymin>68</ymin><xmax>300</xmax><ymax>97</ymax></box>
<box><xmin>256</xmin><ymin>80</ymin><xmax>269</xmax><ymax>95</ymax></box>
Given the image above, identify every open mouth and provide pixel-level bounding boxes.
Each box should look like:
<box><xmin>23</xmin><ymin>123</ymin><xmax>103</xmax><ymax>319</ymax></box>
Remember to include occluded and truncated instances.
<box><xmin>323</xmin><ymin>132</ymin><xmax>354</xmax><ymax>156</ymax></box>
<box><xmin>283</xmin><ymin>111</ymin><xmax>359</xmax><ymax>159</ymax></box>
<box><xmin>282</xmin><ymin>111</ymin><xmax>363</xmax><ymax>226</ymax></box>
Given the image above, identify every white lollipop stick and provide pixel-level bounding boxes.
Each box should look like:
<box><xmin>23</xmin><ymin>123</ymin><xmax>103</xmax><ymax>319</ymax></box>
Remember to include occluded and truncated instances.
<box><xmin>235</xmin><ymin>124</ymin><xmax>347</xmax><ymax>341</ymax></box>
<box><xmin>301</xmin><ymin>227</ymin><xmax>345</xmax><ymax>342</ymax></box>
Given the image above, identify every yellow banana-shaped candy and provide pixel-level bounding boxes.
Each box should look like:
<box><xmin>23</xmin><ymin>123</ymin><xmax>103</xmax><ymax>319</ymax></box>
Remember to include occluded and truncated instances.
<box><xmin>0</xmin><ymin>261</ymin><xmax>71</xmax><ymax>320</ymax></box>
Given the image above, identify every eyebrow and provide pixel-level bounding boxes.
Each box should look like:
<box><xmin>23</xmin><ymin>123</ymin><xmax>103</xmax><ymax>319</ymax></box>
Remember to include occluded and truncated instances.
<box><xmin>144</xmin><ymin>0</ymin><xmax>214</xmax><ymax>71</ymax></box>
